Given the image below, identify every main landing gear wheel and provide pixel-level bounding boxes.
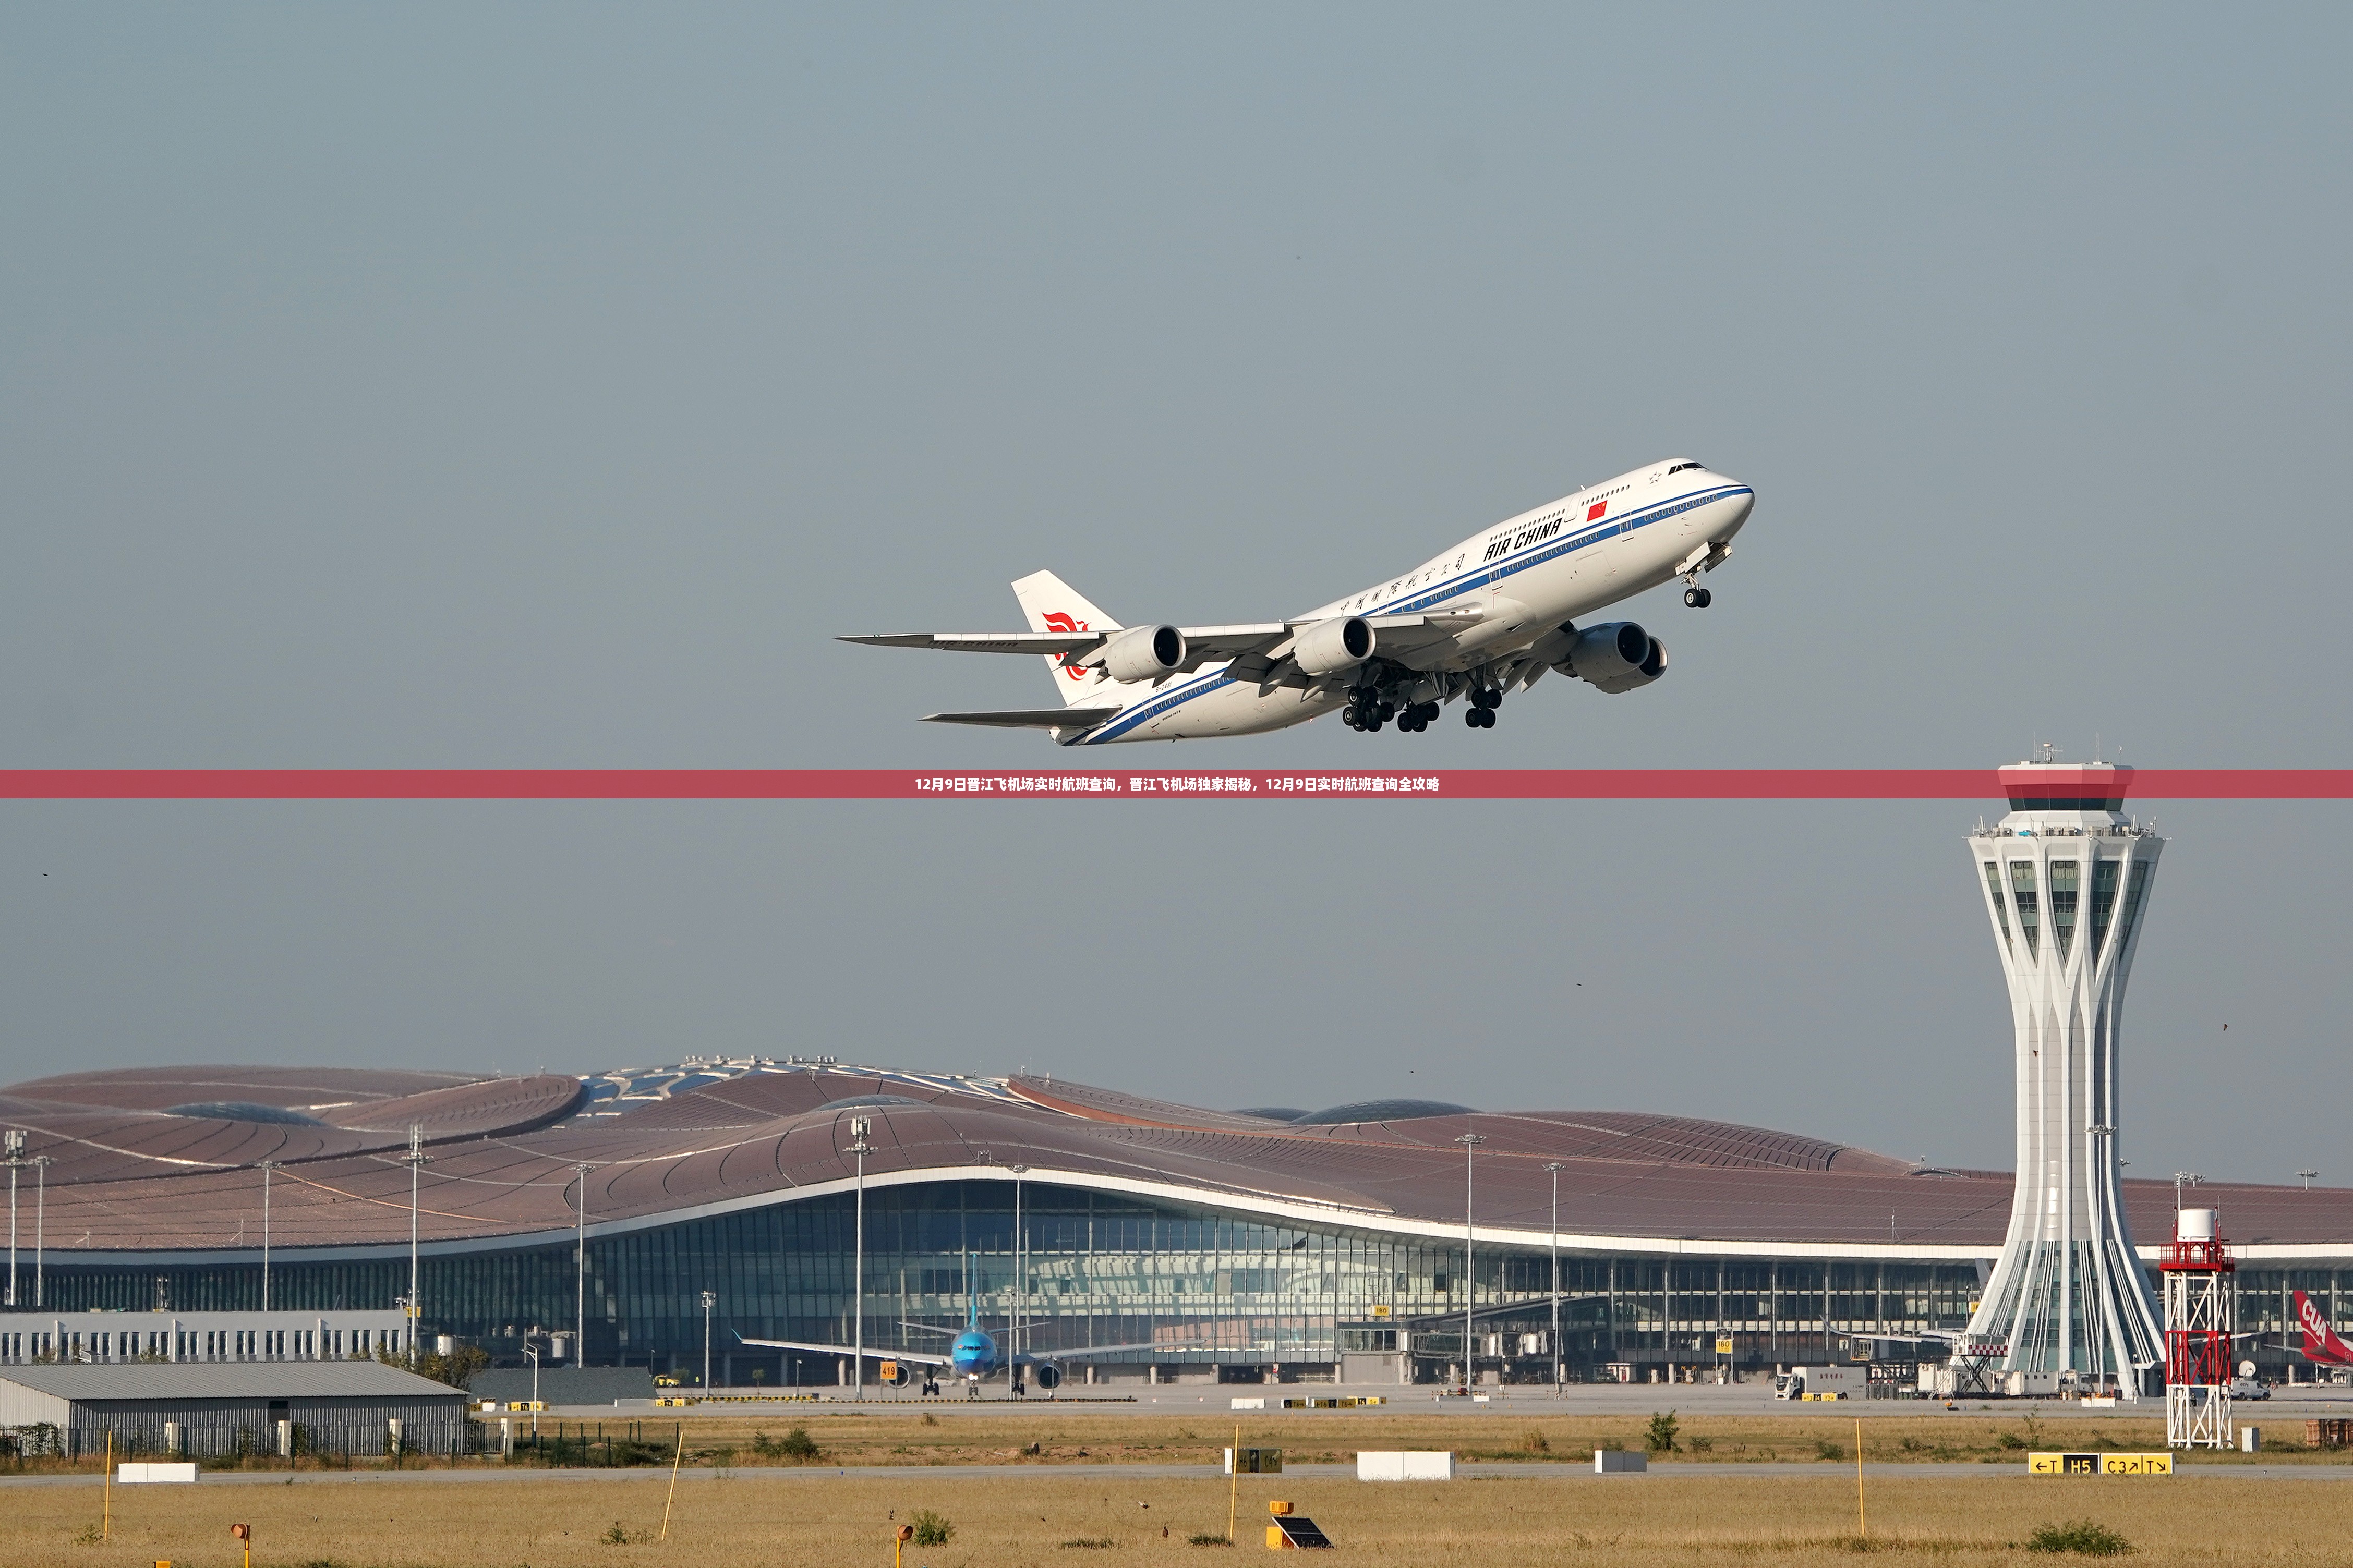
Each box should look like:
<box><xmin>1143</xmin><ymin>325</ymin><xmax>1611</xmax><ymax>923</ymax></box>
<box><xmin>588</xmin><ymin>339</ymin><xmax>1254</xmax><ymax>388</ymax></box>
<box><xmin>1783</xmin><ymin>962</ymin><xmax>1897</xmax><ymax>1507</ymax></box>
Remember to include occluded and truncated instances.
<box><xmin>1683</xmin><ymin>586</ymin><xmax>1712</xmax><ymax>608</ymax></box>
<box><xmin>1466</xmin><ymin>706</ymin><xmax>1495</xmax><ymax>728</ymax></box>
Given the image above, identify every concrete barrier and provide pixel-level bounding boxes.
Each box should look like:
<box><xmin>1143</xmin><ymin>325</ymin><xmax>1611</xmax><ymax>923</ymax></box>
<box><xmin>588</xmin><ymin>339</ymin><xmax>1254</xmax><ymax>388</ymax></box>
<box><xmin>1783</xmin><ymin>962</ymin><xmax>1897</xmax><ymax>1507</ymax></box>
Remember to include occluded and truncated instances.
<box><xmin>118</xmin><ymin>1463</ymin><xmax>199</xmax><ymax>1484</ymax></box>
<box><xmin>1356</xmin><ymin>1451</ymin><xmax>1454</xmax><ymax>1481</ymax></box>
<box><xmin>1595</xmin><ymin>1450</ymin><xmax>1648</xmax><ymax>1474</ymax></box>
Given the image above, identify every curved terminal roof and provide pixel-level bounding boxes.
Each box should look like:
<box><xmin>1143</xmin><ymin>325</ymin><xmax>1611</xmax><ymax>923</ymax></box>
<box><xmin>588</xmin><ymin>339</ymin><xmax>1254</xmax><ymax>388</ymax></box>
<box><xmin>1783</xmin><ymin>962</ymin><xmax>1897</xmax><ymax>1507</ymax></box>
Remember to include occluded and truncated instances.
<box><xmin>2</xmin><ymin>1060</ymin><xmax>2346</xmax><ymax>1266</ymax></box>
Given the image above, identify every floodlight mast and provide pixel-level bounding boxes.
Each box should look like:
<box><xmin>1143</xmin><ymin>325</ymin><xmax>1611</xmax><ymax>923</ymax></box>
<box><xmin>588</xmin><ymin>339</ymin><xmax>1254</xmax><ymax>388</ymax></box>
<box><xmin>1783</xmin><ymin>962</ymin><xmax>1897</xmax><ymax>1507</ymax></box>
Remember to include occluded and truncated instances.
<box><xmin>401</xmin><ymin>1126</ymin><xmax>431</xmax><ymax>1363</ymax></box>
<box><xmin>1008</xmin><ymin>1162</ymin><xmax>1029</xmax><ymax>1389</ymax></box>
<box><xmin>571</xmin><ymin>1162</ymin><xmax>597</xmax><ymax>1369</ymax></box>
<box><xmin>256</xmin><ymin>1160</ymin><xmax>279</xmax><ymax>1312</ymax></box>
<box><xmin>31</xmin><ymin>1154</ymin><xmax>51</xmax><ymax>1307</ymax></box>
<box><xmin>701</xmin><ymin>1291</ymin><xmax>718</xmax><ymax>1392</ymax></box>
<box><xmin>848</xmin><ymin>1117</ymin><xmax>873</xmax><ymax>1399</ymax></box>
<box><xmin>1455</xmin><ymin>1132</ymin><xmax>1485</xmax><ymax>1394</ymax></box>
<box><xmin>4</xmin><ymin>1128</ymin><xmax>23</xmax><ymax>1308</ymax></box>
<box><xmin>1545</xmin><ymin>1163</ymin><xmax>1565</xmax><ymax>1391</ymax></box>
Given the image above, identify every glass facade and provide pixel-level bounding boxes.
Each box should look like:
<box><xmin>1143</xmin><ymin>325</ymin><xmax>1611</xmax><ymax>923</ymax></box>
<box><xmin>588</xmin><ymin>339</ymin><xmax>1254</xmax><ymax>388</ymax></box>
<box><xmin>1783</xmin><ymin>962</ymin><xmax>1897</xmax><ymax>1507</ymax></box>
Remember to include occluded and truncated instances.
<box><xmin>23</xmin><ymin>1180</ymin><xmax>2349</xmax><ymax>1381</ymax></box>
<box><xmin>2008</xmin><ymin>860</ymin><xmax>2040</xmax><ymax>957</ymax></box>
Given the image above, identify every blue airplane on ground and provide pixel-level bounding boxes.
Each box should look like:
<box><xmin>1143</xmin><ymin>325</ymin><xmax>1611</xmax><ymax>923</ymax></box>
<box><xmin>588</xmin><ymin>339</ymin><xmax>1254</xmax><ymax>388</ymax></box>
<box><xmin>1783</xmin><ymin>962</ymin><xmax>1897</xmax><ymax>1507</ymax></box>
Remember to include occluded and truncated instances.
<box><xmin>739</xmin><ymin>1252</ymin><xmax>1156</xmax><ymax>1396</ymax></box>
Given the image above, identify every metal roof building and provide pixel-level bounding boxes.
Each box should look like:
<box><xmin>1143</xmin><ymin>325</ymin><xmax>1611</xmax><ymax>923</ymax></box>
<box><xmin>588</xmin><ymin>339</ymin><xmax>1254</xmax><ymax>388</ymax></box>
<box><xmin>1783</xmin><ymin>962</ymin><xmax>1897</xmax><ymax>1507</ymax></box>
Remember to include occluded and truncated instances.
<box><xmin>2</xmin><ymin>1060</ymin><xmax>2347</xmax><ymax>1386</ymax></box>
<box><xmin>0</xmin><ymin>1360</ymin><xmax>466</xmax><ymax>1457</ymax></box>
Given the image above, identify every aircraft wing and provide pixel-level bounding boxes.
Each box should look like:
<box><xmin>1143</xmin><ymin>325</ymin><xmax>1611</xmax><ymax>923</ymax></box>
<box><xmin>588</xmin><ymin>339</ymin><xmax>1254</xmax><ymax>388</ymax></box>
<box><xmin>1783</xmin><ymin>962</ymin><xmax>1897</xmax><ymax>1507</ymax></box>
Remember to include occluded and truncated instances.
<box><xmin>921</xmin><ymin>707</ymin><xmax>1122</xmax><ymax>730</ymax></box>
<box><xmin>1012</xmin><ymin>1341</ymin><xmax>1165</xmax><ymax>1365</ymax></box>
<box><xmin>734</xmin><ymin>1333</ymin><xmax>955</xmax><ymax>1369</ymax></box>
<box><xmin>846</xmin><ymin>624</ymin><xmax>1291</xmax><ymax>677</ymax></box>
<box><xmin>1222</xmin><ymin>611</ymin><xmax>1488</xmax><ymax>689</ymax></box>
<box><xmin>841</xmin><ymin>631</ymin><xmax>1106</xmax><ymax>656</ymax></box>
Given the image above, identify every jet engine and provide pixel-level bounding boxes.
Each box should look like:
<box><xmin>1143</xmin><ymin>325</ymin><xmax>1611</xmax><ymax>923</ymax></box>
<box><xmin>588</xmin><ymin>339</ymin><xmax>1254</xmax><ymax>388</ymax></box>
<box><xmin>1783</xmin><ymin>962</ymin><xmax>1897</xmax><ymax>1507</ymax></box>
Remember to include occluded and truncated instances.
<box><xmin>1292</xmin><ymin>615</ymin><xmax>1374</xmax><ymax>676</ymax></box>
<box><xmin>1561</xmin><ymin>621</ymin><xmax>1667</xmax><ymax>694</ymax></box>
<box><xmin>1032</xmin><ymin>1362</ymin><xmax>1064</xmax><ymax>1390</ymax></box>
<box><xmin>1092</xmin><ymin>624</ymin><xmax>1187</xmax><ymax>682</ymax></box>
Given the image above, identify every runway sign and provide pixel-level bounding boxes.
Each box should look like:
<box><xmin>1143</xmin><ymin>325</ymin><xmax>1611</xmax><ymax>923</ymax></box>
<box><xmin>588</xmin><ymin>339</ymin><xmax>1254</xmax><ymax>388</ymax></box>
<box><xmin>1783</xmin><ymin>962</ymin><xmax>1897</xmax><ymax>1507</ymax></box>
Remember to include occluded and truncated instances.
<box><xmin>2028</xmin><ymin>1452</ymin><xmax>2173</xmax><ymax>1475</ymax></box>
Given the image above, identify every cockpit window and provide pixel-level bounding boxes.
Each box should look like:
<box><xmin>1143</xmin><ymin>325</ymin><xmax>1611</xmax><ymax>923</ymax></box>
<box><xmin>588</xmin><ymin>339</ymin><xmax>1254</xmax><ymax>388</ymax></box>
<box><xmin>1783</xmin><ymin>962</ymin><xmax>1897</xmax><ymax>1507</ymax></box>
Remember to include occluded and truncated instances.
<box><xmin>1666</xmin><ymin>461</ymin><xmax>1706</xmax><ymax>476</ymax></box>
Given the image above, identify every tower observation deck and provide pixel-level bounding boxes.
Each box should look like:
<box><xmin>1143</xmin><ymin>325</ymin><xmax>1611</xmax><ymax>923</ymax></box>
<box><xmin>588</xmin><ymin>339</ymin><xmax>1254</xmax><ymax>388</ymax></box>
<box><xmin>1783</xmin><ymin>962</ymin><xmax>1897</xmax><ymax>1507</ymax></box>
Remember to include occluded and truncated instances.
<box><xmin>1963</xmin><ymin>760</ymin><xmax>2165</xmax><ymax>1399</ymax></box>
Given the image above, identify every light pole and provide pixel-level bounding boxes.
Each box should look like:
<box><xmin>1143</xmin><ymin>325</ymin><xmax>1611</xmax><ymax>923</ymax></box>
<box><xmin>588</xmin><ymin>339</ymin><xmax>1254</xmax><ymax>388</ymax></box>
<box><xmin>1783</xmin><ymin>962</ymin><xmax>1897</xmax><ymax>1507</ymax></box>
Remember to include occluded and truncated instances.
<box><xmin>523</xmin><ymin>1337</ymin><xmax>542</xmax><ymax>1438</ymax></box>
<box><xmin>32</xmin><ymin>1154</ymin><xmax>51</xmax><ymax>1307</ymax></box>
<box><xmin>5</xmin><ymin>1128</ymin><xmax>23</xmax><ymax>1308</ymax></box>
<box><xmin>401</xmin><ymin>1126</ymin><xmax>431</xmax><ymax>1363</ymax></box>
<box><xmin>1545</xmin><ymin>1162</ymin><xmax>1564</xmax><ymax>1391</ymax></box>
<box><xmin>571</xmin><ymin>1162</ymin><xmax>597</xmax><ymax>1369</ymax></box>
<box><xmin>849</xmin><ymin>1117</ymin><xmax>873</xmax><ymax>1399</ymax></box>
<box><xmin>701</xmin><ymin>1291</ymin><xmax>718</xmax><ymax>1391</ymax></box>
<box><xmin>1455</xmin><ymin>1132</ymin><xmax>1485</xmax><ymax>1394</ymax></box>
<box><xmin>2299</xmin><ymin>1170</ymin><xmax>2319</xmax><ymax>1190</ymax></box>
<box><xmin>257</xmin><ymin>1160</ymin><xmax>279</xmax><ymax>1312</ymax></box>
<box><xmin>1008</xmin><ymin>1162</ymin><xmax>1028</xmax><ymax>1377</ymax></box>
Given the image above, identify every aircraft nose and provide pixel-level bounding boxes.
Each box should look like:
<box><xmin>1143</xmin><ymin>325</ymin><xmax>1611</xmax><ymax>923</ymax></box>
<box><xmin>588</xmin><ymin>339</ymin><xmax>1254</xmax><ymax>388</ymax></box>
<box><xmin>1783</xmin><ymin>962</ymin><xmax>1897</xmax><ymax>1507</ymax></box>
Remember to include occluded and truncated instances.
<box><xmin>1714</xmin><ymin>479</ymin><xmax>1755</xmax><ymax>539</ymax></box>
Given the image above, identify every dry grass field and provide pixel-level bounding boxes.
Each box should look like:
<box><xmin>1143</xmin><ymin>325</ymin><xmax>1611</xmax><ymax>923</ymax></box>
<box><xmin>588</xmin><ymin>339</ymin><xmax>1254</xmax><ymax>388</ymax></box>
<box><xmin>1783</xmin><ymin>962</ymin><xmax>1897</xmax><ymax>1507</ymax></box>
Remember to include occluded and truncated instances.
<box><xmin>5</xmin><ymin>1468</ymin><xmax>2352</xmax><ymax>1568</ymax></box>
<box><xmin>491</xmin><ymin>1407</ymin><xmax>2342</xmax><ymax>1469</ymax></box>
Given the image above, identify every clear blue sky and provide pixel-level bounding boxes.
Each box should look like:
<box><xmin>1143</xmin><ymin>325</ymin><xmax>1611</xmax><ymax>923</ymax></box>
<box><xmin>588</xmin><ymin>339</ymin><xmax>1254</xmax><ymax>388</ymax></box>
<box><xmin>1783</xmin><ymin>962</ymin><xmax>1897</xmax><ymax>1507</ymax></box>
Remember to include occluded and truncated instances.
<box><xmin>3</xmin><ymin>5</ymin><xmax>2348</xmax><ymax>1180</ymax></box>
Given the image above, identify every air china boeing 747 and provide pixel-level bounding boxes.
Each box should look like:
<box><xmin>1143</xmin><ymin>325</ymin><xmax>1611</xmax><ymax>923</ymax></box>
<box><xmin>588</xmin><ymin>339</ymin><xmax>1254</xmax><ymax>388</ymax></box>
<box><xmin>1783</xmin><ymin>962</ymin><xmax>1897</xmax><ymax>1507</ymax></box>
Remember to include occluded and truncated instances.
<box><xmin>844</xmin><ymin>457</ymin><xmax>1753</xmax><ymax>744</ymax></box>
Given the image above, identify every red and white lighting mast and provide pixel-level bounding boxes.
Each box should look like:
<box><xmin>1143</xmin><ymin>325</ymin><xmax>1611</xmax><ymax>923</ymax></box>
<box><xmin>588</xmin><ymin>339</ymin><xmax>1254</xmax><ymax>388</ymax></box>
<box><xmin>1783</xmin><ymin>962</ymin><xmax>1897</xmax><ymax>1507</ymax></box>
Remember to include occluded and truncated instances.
<box><xmin>2161</xmin><ymin>1206</ymin><xmax>2233</xmax><ymax>1450</ymax></box>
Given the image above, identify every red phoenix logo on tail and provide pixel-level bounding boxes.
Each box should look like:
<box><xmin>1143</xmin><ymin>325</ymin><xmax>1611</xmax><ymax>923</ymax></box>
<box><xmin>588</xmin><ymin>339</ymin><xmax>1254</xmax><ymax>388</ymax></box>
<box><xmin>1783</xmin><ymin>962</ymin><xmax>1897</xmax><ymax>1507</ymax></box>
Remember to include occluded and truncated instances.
<box><xmin>1043</xmin><ymin>612</ymin><xmax>1090</xmax><ymax>680</ymax></box>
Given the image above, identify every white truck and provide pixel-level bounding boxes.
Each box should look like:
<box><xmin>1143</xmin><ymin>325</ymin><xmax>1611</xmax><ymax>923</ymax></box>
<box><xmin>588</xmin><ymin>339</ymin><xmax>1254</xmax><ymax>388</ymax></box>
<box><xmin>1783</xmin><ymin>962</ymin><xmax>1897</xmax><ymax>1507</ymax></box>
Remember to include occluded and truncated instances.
<box><xmin>1775</xmin><ymin>1365</ymin><xmax>1863</xmax><ymax>1400</ymax></box>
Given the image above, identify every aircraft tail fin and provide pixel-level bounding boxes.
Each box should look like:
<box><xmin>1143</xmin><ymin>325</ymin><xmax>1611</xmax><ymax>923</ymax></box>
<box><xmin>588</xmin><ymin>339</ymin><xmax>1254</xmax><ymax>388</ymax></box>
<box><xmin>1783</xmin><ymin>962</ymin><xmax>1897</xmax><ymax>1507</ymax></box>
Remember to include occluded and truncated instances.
<box><xmin>965</xmin><ymin>1248</ymin><xmax>980</xmax><ymax>1332</ymax></box>
<box><xmin>2295</xmin><ymin>1288</ymin><xmax>2353</xmax><ymax>1366</ymax></box>
<box><xmin>1012</xmin><ymin>570</ymin><xmax>1124</xmax><ymax>708</ymax></box>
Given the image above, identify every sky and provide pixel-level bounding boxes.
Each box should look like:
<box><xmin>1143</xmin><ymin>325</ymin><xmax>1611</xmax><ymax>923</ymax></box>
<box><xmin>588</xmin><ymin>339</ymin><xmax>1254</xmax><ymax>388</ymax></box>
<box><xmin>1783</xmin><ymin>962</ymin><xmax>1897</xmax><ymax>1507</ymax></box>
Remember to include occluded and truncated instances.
<box><xmin>3</xmin><ymin>4</ymin><xmax>2348</xmax><ymax>1183</ymax></box>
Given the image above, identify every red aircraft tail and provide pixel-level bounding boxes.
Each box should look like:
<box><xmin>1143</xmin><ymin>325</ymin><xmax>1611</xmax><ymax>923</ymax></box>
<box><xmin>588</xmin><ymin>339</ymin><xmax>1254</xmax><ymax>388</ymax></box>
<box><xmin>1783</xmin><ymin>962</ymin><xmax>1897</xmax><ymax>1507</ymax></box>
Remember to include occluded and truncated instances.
<box><xmin>2293</xmin><ymin>1289</ymin><xmax>2353</xmax><ymax>1366</ymax></box>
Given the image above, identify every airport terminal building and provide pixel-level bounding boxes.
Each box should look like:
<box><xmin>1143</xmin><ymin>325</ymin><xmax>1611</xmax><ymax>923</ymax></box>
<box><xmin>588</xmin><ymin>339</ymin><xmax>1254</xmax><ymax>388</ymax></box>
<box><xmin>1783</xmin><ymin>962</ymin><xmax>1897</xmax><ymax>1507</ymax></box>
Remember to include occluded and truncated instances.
<box><xmin>3</xmin><ymin>1060</ymin><xmax>2347</xmax><ymax>1386</ymax></box>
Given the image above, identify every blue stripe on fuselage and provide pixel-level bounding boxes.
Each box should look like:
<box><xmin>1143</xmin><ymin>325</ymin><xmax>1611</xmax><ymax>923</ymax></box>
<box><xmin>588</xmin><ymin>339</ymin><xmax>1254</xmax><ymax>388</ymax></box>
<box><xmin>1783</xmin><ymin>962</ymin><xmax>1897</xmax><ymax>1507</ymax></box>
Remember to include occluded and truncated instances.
<box><xmin>1069</xmin><ymin>482</ymin><xmax>1750</xmax><ymax>745</ymax></box>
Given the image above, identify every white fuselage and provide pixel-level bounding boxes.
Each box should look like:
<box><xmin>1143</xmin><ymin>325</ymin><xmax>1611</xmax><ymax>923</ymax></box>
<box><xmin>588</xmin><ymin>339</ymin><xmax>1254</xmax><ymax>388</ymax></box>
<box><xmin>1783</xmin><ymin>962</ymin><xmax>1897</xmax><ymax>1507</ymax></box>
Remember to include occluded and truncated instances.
<box><xmin>1062</xmin><ymin>460</ymin><xmax>1753</xmax><ymax>744</ymax></box>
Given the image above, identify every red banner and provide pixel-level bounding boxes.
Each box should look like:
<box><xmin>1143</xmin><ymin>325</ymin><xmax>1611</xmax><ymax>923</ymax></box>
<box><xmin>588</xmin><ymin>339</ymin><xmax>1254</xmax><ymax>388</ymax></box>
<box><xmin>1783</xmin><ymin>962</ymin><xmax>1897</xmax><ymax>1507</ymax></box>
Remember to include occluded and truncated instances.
<box><xmin>0</xmin><ymin>769</ymin><xmax>2348</xmax><ymax>800</ymax></box>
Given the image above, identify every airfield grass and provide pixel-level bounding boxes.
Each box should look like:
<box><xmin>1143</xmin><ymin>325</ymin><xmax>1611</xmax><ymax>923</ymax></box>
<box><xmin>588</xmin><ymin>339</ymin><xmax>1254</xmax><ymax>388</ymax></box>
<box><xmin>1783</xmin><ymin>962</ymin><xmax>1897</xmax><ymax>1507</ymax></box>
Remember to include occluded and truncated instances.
<box><xmin>499</xmin><ymin>1407</ymin><xmax>2342</xmax><ymax>1469</ymax></box>
<box><xmin>10</xmin><ymin>1469</ymin><xmax>2353</xmax><ymax>1568</ymax></box>
<box><xmin>18</xmin><ymin>1406</ymin><xmax>2340</xmax><ymax>1477</ymax></box>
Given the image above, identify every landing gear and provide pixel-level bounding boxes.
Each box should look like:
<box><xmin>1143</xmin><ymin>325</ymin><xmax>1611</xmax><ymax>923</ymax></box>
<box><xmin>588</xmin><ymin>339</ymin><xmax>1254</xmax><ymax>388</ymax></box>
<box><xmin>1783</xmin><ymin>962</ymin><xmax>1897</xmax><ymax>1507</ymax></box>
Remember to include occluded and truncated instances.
<box><xmin>1465</xmin><ymin>705</ymin><xmax>1495</xmax><ymax>728</ymax></box>
<box><xmin>1463</xmin><ymin>686</ymin><xmax>1501</xmax><ymax>727</ymax></box>
<box><xmin>1683</xmin><ymin>586</ymin><xmax>1712</xmax><ymax>609</ymax></box>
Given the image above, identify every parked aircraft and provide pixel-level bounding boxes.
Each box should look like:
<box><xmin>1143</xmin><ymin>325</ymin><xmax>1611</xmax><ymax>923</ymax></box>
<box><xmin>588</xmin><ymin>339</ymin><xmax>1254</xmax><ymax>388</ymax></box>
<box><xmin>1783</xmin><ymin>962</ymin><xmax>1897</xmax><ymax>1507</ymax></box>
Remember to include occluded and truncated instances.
<box><xmin>738</xmin><ymin>1257</ymin><xmax>1154</xmax><ymax>1397</ymax></box>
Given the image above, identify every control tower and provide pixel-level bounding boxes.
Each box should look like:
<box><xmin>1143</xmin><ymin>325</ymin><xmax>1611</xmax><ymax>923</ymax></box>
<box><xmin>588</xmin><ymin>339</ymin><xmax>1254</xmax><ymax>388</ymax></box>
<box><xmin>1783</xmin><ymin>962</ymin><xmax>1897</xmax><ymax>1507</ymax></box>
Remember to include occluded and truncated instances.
<box><xmin>1962</xmin><ymin>759</ymin><xmax>2165</xmax><ymax>1398</ymax></box>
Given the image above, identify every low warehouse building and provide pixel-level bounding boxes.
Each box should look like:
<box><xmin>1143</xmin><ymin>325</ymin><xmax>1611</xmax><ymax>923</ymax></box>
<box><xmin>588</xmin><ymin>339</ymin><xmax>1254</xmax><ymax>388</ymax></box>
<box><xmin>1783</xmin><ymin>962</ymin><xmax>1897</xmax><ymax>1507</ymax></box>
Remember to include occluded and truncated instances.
<box><xmin>0</xmin><ymin>1362</ymin><xmax>466</xmax><ymax>1457</ymax></box>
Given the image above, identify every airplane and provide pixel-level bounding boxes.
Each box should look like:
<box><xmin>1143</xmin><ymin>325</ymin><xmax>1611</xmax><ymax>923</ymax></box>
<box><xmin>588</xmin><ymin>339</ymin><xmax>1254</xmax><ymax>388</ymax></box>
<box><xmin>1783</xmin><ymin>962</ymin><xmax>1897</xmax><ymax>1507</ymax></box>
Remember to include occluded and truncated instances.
<box><xmin>2295</xmin><ymin>1288</ymin><xmax>2353</xmax><ymax>1367</ymax></box>
<box><xmin>737</xmin><ymin>1259</ymin><xmax>1158</xmax><ymax>1397</ymax></box>
<box><xmin>843</xmin><ymin>457</ymin><xmax>1754</xmax><ymax>744</ymax></box>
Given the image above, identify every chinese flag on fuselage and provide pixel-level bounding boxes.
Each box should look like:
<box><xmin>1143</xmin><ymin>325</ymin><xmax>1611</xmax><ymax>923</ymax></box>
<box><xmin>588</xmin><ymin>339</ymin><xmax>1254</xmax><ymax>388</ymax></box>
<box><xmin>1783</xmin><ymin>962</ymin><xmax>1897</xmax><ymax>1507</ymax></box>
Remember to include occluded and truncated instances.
<box><xmin>1586</xmin><ymin>501</ymin><xmax>1608</xmax><ymax>522</ymax></box>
